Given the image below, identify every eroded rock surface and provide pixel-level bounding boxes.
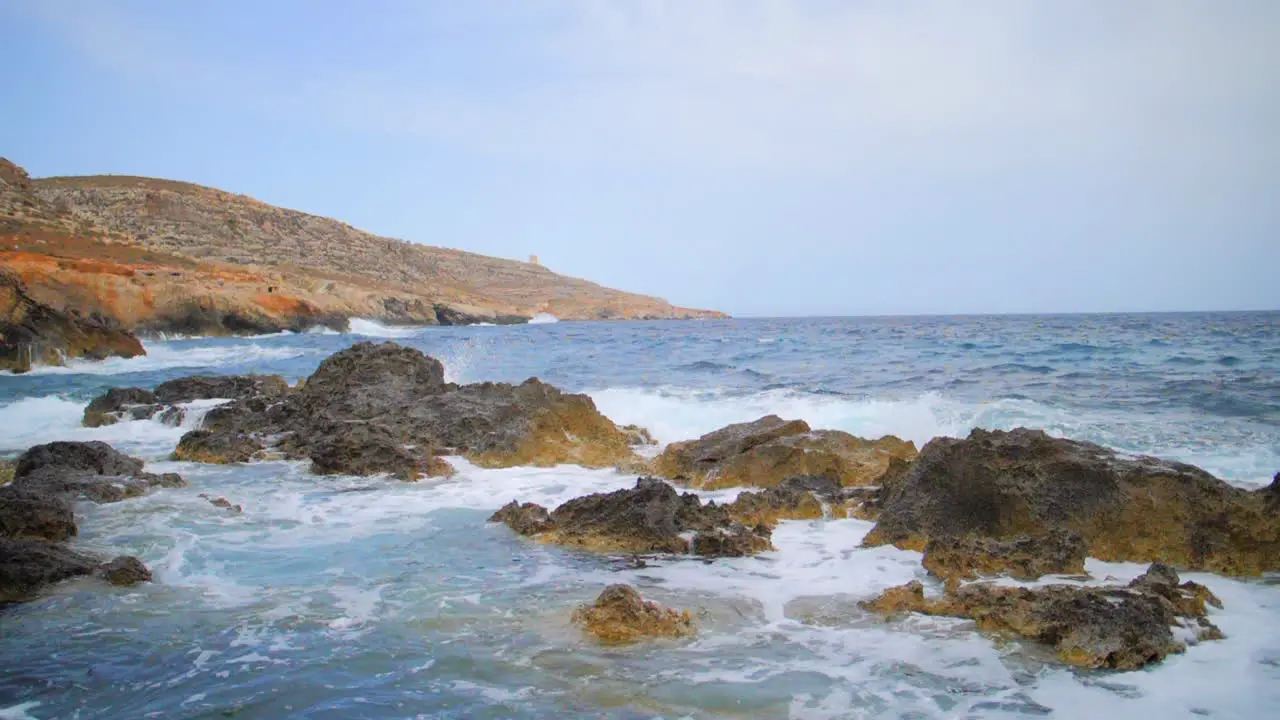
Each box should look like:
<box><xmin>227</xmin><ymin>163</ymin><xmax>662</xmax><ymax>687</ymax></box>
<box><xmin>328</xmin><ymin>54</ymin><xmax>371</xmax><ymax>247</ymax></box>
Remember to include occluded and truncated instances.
<box><xmin>12</xmin><ymin>441</ymin><xmax>185</xmax><ymax>502</ymax></box>
<box><xmin>863</xmin><ymin>428</ymin><xmax>1280</xmax><ymax>575</ymax></box>
<box><xmin>653</xmin><ymin>415</ymin><xmax>916</xmax><ymax>490</ymax></box>
<box><xmin>571</xmin><ymin>584</ymin><xmax>695</xmax><ymax>644</ymax></box>
<box><xmin>0</xmin><ymin>487</ymin><xmax>77</xmax><ymax>541</ymax></box>
<box><xmin>83</xmin><ymin>374</ymin><xmax>288</xmax><ymax>427</ymax></box>
<box><xmin>491</xmin><ymin>477</ymin><xmax>772</xmax><ymax>557</ymax></box>
<box><xmin>861</xmin><ymin>563</ymin><xmax>1224</xmax><ymax>670</ymax></box>
<box><xmin>922</xmin><ymin>531</ymin><xmax>1088</xmax><ymax>582</ymax></box>
<box><xmin>0</xmin><ymin>539</ymin><xmax>152</xmax><ymax>603</ymax></box>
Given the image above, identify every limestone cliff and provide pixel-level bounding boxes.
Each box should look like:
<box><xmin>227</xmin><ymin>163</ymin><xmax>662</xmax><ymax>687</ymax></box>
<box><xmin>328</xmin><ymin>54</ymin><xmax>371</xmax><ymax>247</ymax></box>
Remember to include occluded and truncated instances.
<box><xmin>0</xmin><ymin>157</ymin><xmax>724</xmax><ymax>342</ymax></box>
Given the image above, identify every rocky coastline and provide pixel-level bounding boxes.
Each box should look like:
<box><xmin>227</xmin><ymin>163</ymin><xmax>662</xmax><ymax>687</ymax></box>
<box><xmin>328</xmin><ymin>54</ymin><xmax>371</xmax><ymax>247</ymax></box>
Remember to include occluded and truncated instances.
<box><xmin>2</xmin><ymin>340</ymin><xmax>1275</xmax><ymax>670</ymax></box>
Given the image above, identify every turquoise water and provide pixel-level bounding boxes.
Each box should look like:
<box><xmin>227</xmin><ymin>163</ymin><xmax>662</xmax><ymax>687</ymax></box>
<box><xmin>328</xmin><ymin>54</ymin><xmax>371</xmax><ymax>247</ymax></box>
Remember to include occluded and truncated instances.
<box><xmin>1</xmin><ymin>314</ymin><xmax>1277</xmax><ymax>718</ymax></box>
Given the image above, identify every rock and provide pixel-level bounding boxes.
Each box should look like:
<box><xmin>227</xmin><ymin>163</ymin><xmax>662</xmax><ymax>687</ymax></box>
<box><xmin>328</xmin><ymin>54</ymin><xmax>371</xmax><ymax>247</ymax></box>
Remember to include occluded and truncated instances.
<box><xmin>1</xmin><ymin>268</ymin><xmax>145</xmax><ymax>373</ymax></box>
<box><xmin>490</xmin><ymin>501</ymin><xmax>553</xmax><ymax>535</ymax></box>
<box><xmin>922</xmin><ymin>531</ymin><xmax>1088</xmax><ymax>582</ymax></box>
<box><xmin>0</xmin><ymin>487</ymin><xmax>77</xmax><ymax>541</ymax></box>
<box><xmin>491</xmin><ymin>477</ymin><xmax>772</xmax><ymax>557</ymax></box>
<box><xmin>653</xmin><ymin>415</ymin><xmax>917</xmax><ymax>490</ymax></box>
<box><xmin>0</xmin><ymin>458</ymin><xmax>13</xmax><ymax>486</ymax></box>
<box><xmin>200</xmin><ymin>494</ymin><xmax>243</xmax><ymax>513</ymax></box>
<box><xmin>11</xmin><ymin>441</ymin><xmax>185</xmax><ymax>503</ymax></box>
<box><xmin>172</xmin><ymin>429</ymin><xmax>264</xmax><ymax>464</ymax></box>
<box><xmin>863</xmin><ymin>428</ymin><xmax>1280</xmax><ymax>575</ymax></box>
<box><xmin>571</xmin><ymin>584</ymin><xmax>695</xmax><ymax>644</ymax></box>
<box><xmin>620</xmin><ymin>424</ymin><xmax>657</xmax><ymax>446</ymax></box>
<box><xmin>154</xmin><ymin>373</ymin><xmax>289</xmax><ymax>403</ymax></box>
<box><xmin>296</xmin><ymin>422</ymin><xmax>455</xmax><ymax>481</ymax></box>
<box><xmin>82</xmin><ymin>387</ymin><xmax>159</xmax><ymax>427</ymax></box>
<box><xmin>1129</xmin><ymin>562</ymin><xmax>1224</xmax><ymax>618</ymax></box>
<box><xmin>725</xmin><ymin>475</ymin><xmax>837</xmax><ymax>526</ymax></box>
<box><xmin>179</xmin><ymin>342</ymin><xmax>639</xmax><ymax>473</ymax></box>
<box><xmin>861</xmin><ymin>567</ymin><xmax>1225</xmax><ymax>670</ymax></box>
<box><xmin>0</xmin><ymin>537</ymin><xmax>99</xmax><ymax>603</ymax></box>
<box><xmin>97</xmin><ymin>556</ymin><xmax>152</xmax><ymax>586</ymax></box>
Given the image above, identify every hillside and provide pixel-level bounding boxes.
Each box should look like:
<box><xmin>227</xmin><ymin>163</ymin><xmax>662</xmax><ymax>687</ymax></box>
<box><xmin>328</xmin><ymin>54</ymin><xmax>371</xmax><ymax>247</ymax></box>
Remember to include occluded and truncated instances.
<box><xmin>1</xmin><ymin>157</ymin><xmax>724</xmax><ymax>340</ymax></box>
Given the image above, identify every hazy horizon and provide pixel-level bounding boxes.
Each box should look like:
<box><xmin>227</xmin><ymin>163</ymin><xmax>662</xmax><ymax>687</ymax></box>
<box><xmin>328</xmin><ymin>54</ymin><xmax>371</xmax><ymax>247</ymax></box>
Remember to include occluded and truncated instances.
<box><xmin>2</xmin><ymin>1</ymin><xmax>1277</xmax><ymax>316</ymax></box>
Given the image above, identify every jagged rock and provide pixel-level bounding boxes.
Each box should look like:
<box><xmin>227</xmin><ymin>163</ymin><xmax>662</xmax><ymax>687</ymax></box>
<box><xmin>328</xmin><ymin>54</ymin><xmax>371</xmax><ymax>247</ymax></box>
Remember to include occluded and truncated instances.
<box><xmin>653</xmin><ymin>415</ymin><xmax>917</xmax><ymax>490</ymax></box>
<box><xmin>83</xmin><ymin>387</ymin><xmax>160</xmax><ymax>427</ymax></box>
<box><xmin>571</xmin><ymin>584</ymin><xmax>695</xmax><ymax>644</ymax></box>
<box><xmin>172</xmin><ymin>430</ymin><xmax>264</xmax><ymax>464</ymax></box>
<box><xmin>0</xmin><ymin>537</ymin><xmax>99</xmax><ymax>603</ymax></box>
<box><xmin>1129</xmin><ymin>562</ymin><xmax>1224</xmax><ymax>618</ymax></box>
<box><xmin>490</xmin><ymin>501</ymin><xmax>553</xmax><ymax>535</ymax></box>
<box><xmin>861</xmin><ymin>563</ymin><xmax>1225</xmax><ymax>670</ymax></box>
<box><xmin>11</xmin><ymin>441</ymin><xmax>185</xmax><ymax>503</ymax></box>
<box><xmin>863</xmin><ymin>428</ymin><xmax>1280</xmax><ymax>576</ymax></box>
<box><xmin>0</xmin><ymin>487</ymin><xmax>77</xmax><ymax>541</ymax></box>
<box><xmin>922</xmin><ymin>531</ymin><xmax>1088</xmax><ymax>582</ymax></box>
<box><xmin>620</xmin><ymin>424</ymin><xmax>657</xmax><ymax>446</ymax></box>
<box><xmin>182</xmin><ymin>342</ymin><xmax>639</xmax><ymax>472</ymax></box>
<box><xmin>725</xmin><ymin>475</ymin><xmax>837</xmax><ymax>526</ymax></box>
<box><xmin>490</xmin><ymin>477</ymin><xmax>772</xmax><ymax>557</ymax></box>
<box><xmin>1</xmin><ymin>268</ymin><xmax>145</xmax><ymax>373</ymax></box>
<box><xmin>293</xmin><ymin>422</ymin><xmax>455</xmax><ymax>481</ymax></box>
<box><xmin>154</xmin><ymin>374</ymin><xmax>289</xmax><ymax>403</ymax></box>
<box><xmin>97</xmin><ymin>556</ymin><xmax>152</xmax><ymax>586</ymax></box>
<box><xmin>200</xmin><ymin>494</ymin><xmax>243</xmax><ymax>513</ymax></box>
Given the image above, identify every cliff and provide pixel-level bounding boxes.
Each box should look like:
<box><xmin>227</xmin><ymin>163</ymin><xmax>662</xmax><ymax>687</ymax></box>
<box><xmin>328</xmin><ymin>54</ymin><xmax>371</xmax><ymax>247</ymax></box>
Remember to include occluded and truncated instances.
<box><xmin>0</xmin><ymin>157</ymin><xmax>724</xmax><ymax>343</ymax></box>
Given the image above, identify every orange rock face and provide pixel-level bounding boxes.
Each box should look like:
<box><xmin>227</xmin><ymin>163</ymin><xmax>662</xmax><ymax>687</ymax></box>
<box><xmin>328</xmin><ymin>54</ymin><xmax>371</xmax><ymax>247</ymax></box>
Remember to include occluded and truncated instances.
<box><xmin>571</xmin><ymin>585</ymin><xmax>695</xmax><ymax>644</ymax></box>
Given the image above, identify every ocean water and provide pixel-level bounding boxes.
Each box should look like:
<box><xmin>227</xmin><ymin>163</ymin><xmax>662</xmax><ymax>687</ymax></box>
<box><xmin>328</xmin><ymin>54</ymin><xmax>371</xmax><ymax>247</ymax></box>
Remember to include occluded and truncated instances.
<box><xmin>0</xmin><ymin>313</ymin><xmax>1277</xmax><ymax>719</ymax></box>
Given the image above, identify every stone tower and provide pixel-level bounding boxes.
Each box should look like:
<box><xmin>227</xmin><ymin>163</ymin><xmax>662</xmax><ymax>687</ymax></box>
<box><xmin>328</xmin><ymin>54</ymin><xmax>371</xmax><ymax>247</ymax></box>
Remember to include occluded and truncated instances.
<box><xmin>529</xmin><ymin>254</ymin><xmax>540</xmax><ymax>266</ymax></box>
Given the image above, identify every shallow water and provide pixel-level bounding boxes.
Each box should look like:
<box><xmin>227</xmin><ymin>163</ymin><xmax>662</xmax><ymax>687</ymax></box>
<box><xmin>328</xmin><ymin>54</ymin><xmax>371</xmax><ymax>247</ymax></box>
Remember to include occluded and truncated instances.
<box><xmin>1</xmin><ymin>314</ymin><xmax>1277</xmax><ymax>718</ymax></box>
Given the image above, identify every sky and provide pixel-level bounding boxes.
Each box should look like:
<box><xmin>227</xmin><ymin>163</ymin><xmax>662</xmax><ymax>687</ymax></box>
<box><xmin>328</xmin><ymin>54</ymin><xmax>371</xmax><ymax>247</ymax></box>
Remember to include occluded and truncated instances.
<box><xmin>1</xmin><ymin>1</ymin><xmax>1277</xmax><ymax>316</ymax></box>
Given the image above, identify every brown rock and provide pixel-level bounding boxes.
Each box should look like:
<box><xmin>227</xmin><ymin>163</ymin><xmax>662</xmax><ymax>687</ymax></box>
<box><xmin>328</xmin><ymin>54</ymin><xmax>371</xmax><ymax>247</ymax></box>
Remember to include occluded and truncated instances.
<box><xmin>0</xmin><ymin>537</ymin><xmax>99</xmax><ymax>603</ymax></box>
<box><xmin>653</xmin><ymin>415</ymin><xmax>916</xmax><ymax>490</ymax></box>
<box><xmin>173</xmin><ymin>430</ymin><xmax>264</xmax><ymax>464</ymax></box>
<box><xmin>490</xmin><ymin>477</ymin><xmax>772</xmax><ymax>557</ymax></box>
<box><xmin>725</xmin><ymin>475</ymin><xmax>838</xmax><ymax>527</ymax></box>
<box><xmin>12</xmin><ymin>441</ymin><xmax>186</xmax><ymax>503</ymax></box>
<box><xmin>0</xmin><ymin>487</ymin><xmax>77</xmax><ymax>541</ymax></box>
<box><xmin>921</xmin><ymin>531</ymin><xmax>1088</xmax><ymax>582</ymax></box>
<box><xmin>571</xmin><ymin>584</ymin><xmax>695</xmax><ymax>644</ymax></box>
<box><xmin>861</xmin><ymin>563</ymin><xmax>1225</xmax><ymax>670</ymax></box>
<box><xmin>620</xmin><ymin>424</ymin><xmax>657</xmax><ymax>446</ymax></box>
<box><xmin>82</xmin><ymin>387</ymin><xmax>159</xmax><ymax>427</ymax></box>
<box><xmin>863</xmin><ymin>428</ymin><xmax>1280</xmax><ymax>575</ymax></box>
<box><xmin>98</xmin><ymin>556</ymin><xmax>152</xmax><ymax>586</ymax></box>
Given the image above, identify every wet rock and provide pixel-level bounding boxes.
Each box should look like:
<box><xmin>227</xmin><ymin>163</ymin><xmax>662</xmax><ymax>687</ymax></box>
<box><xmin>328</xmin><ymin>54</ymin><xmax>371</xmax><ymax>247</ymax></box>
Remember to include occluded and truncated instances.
<box><xmin>200</xmin><ymin>494</ymin><xmax>243</xmax><ymax>513</ymax></box>
<box><xmin>11</xmin><ymin>441</ymin><xmax>185</xmax><ymax>503</ymax></box>
<box><xmin>490</xmin><ymin>501</ymin><xmax>553</xmax><ymax>535</ymax></box>
<box><xmin>82</xmin><ymin>387</ymin><xmax>159</xmax><ymax>427</ymax></box>
<box><xmin>620</xmin><ymin>424</ymin><xmax>657</xmax><ymax>446</ymax></box>
<box><xmin>1</xmin><ymin>268</ymin><xmax>145</xmax><ymax>374</ymax></box>
<box><xmin>861</xmin><ymin>564</ymin><xmax>1225</xmax><ymax>670</ymax></box>
<box><xmin>181</xmin><ymin>341</ymin><xmax>639</xmax><ymax>473</ymax></box>
<box><xmin>653</xmin><ymin>415</ymin><xmax>917</xmax><ymax>490</ymax></box>
<box><xmin>725</xmin><ymin>475</ymin><xmax>836</xmax><ymax>526</ymax></box>
<box><xmin>295</xmin><ymin>422</ymin><xmax>455</xmax><ymax>481</ymax></box>
<box><xmin>0</xmin><ymin>487</ymin><xmax>77</xmax><ymax>541</ymax></box>
<box><xmin>1128</xmin><ymin>562</ymin><xmax>1224</xmax><ymax>618</ymax></box>
<box><xmin>571</xmin><ymin>584</ymin><xmax>695</xmax><ymax>644</ymax></box>
<box><xmin>154</xmin><ymin>373</ymin><xmax>289</xmax><ymax>404</ymax></box>
<box><xmin>922</xmin><ymin>531</ymin><xmax>1088</xmax><ymax>582</ymax></box>
<box><xmin>492</xmin><ymin>477</ymin><xmax>772</xmax><ymax>557</ymax></box>
<box><xmin>0</xmin><ymin>537</ymin><xmax>100</xmax><ymax>602</ymax></box>
<box><xmin>97</xmin><ymin>556</ymin><xmax>152</xmax><ymax>586</ymax></box>
<box><xmin>863</xmin><ymin>428</ymin><xmax>1280</xmax><ymax>575</ymax></box>
<box><xmin>172</xmin><ymin>429</ymin><xmax>264</xmax><ymax>464</ymax></box>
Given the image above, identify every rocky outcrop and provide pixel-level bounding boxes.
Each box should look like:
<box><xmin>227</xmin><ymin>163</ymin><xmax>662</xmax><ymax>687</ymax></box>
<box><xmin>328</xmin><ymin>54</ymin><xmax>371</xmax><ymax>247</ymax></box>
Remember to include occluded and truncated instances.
<box><xmin>653</xmin><ymin>415</ymin><xmax>917</xmax><ymax>490</ymax></box>
<box><xmin>491</xmin><ymin>477</ymin><xmax>772</xmax><ymax>557</ymax></box>
<box><xmin>1</xmin><ymin>268</ymin><xmax>144</xmax><ymax>373</ymax></box>
<box><xmin>12</xmin><ymin>441</ymin><xmax>185</xmax><ymax>503</ymax></box>
<box><xmin>861</xmin><ymin>563</ymin><xmax>1223</xmax><ymax>670</ymax></box>
<box><xmin>84</xmin><ymin>374</ymin><xmax>289</xmax><ymax>427</ymax></box>
<box><xmin>0</xmin><ymin>441</ymin><xmax>170</xmax><ymax>603</ymax></box>
<box><xmin>863</xmin><ymin>428</ymin><xmax>1280</xmax><ymax>576</ymax></box>
<box><xmin>922</xmin><ymin>531</ymin><xmax>1088</xmax><ymax>582</ymax></box>
<box><xmin>172</xmin><ymin>430</ymin><xmax>265</xmax><ymax>464</ymax></box>
<box><xmin>170</xmin><ymin>342</ymin><xmax>640</xmax><ymax>475</ymax></box>
<box><xmin>571</xmin><ymin>584</ymin><xmax>695</xmax><ymax>644</ymax></box>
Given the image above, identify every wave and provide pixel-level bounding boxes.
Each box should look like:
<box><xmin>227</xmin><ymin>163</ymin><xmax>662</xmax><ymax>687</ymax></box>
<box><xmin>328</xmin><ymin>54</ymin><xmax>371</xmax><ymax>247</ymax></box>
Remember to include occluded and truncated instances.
<box><xmin>4</xmin><ymin>342</ymin><xmax>306</xmax><ymax>377</ymax></box>
<box><xmin>0</xmin><ymin>396</ymin><xmax>223</xmax><ymax>459</ymax></box>
<box><xmin>527</xmin><ymin>313</ymin><xmax>559</xmax><ymax>325</ymax></box>
<box><xmin>347</xmin><ymin>318</ymin><xmax>427</xmax><ymax>338</ymax></box>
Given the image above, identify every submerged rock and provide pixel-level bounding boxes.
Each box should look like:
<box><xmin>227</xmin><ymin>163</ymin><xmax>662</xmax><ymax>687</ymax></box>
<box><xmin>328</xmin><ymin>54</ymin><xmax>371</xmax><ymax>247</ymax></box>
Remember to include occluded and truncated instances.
<box><xmin>97</xmin><ymin>556</ymin><xmax>152</xmax><ymax>586</ymax></box>
<box><xmin>490</xmin><ymin>477</ymin><xmax>772</xmax><ymax>557</ymax></box>
<box><xmin>83</xmin><ymin>387</ymin><xmax>159</xmax><ymax>427</ymax></box>
<box><xmin>571</xmin><ymin>584</ymin><xmax>695</xmax><ymax>644</ymax></box>
<box><xmin>863</xmin><ymin>428</ymin><xmax>1280</xmax><ymax>575</ymax></box>
<box><xmin>922</xmin><ymin>531</ymin><xmax>1088</xmax><ymax>582</ymax></box>
<box><xmin>653</xmin><ymin>415</ymin><xmax>916</xmax><ymax>490</ymax></box>
<box><xmin>1</xmin><ymin>268</ymin><xmax>145</xmax><ymax>374</ymax></box>
<box><xmin>861</xmin><ymin>563</ymin><xmax>1224</xmax><ymax>670</ymax></box>
<box><xmin>0</xmin><ymin>538</ymin><xmax>153</xmax><ymax>603</ymax></box>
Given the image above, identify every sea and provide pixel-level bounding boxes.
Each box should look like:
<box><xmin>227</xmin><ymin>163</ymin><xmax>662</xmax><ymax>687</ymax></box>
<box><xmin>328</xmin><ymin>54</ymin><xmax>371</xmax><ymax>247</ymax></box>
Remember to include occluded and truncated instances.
<box><xmin>0</xmin><ymin>313</ymin><xmax>1277</xmax><ymax>719</ymax></box>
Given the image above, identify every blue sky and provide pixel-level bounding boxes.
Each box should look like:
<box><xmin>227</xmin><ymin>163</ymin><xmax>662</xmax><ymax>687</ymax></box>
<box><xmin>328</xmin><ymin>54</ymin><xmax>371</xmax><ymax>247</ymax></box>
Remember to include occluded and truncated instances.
<box><xmin>2</xmin><ymin>1</ymin><xmax>1277</xmax><ymax>316</ymax></box>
